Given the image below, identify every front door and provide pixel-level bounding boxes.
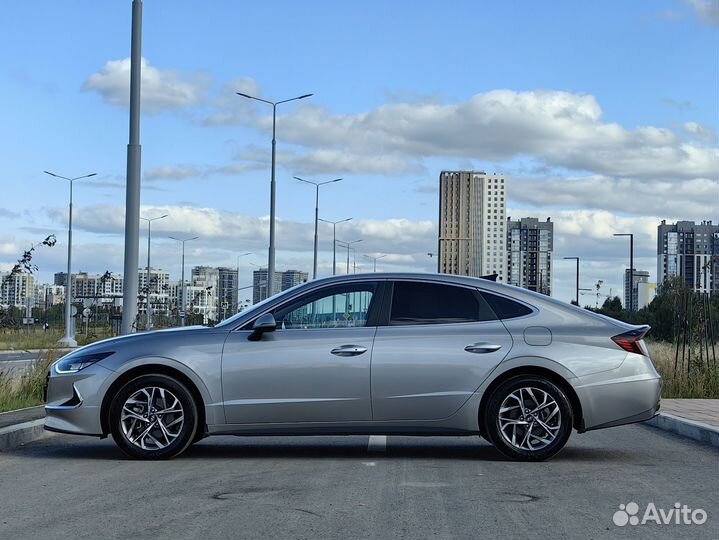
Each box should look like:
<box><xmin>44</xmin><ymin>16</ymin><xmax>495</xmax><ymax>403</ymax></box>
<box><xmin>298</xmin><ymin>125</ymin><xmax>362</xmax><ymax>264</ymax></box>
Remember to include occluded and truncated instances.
<box><xmin>221</xmin><ymin>281</ymin><xmax>382</xmax><ymax>424</ymax></box>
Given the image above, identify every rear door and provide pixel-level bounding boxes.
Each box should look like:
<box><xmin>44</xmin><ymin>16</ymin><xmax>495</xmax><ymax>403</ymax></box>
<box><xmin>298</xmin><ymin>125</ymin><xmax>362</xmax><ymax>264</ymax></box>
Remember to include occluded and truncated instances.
<box><xmin>370</xmin><ymin>280</ymin><xmax>513</xmax><ymax>421</ymax></box>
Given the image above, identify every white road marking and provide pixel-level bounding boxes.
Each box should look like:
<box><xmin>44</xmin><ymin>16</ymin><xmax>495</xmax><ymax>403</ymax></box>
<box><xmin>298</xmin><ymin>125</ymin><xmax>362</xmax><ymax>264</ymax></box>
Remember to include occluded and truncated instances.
<box><xmin>362</xmin><ymin>461</ymin><xmax>377</xmax><ymax>466</ymax></box>
<box><xmin>367</xmin><ymin>435</ymin><xmax>387</xmax><ymax>452</ymax></box>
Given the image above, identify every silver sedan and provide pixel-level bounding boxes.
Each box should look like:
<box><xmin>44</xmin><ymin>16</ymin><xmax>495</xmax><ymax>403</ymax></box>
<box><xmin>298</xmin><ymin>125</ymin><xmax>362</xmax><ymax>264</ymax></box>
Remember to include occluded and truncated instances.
<box><xmin>45</xmin><ymin>273</ymin><xmax>661</xmax><ymax>461</ymax></box>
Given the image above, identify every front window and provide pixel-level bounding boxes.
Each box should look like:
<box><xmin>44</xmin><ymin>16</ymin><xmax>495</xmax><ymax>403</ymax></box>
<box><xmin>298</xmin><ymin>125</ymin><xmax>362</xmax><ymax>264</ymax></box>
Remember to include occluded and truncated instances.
<box><xmin>273</xmin><ymin>283</ymin><xmax>377</xmax><ymax>329</ymax></box>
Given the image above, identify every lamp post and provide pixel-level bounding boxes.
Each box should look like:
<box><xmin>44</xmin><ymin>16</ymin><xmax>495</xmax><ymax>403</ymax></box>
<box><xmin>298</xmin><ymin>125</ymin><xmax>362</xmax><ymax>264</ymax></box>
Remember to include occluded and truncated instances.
<box><xmin>364</xmin><ymin>254</ymin><xmax>387</xmax><ymax>272</ymax></box>
<box><xmin>121</xmin><ymin>0</ymin><xmax>144</xmax><ymax>336</ymax></box>
<box><xmin>336</xmin><ymin>239</ymin><xmax>363</xmax><ymax>274</ymax></box>
<box><xmin>140</xmin><ymin>214</ymin><xmax>167</xmax><ymax>330</ymax></box>
<box><xmin>613</xmin><ymin>233</ymin><xmax>634</xmax><ymax>312</ymax></box>
<box><xmin>236</xmin><ymin>252</ymin><xmax>252</xmax><ymax>313</ymax></box>
<box><xmin>169</xmin><ymin>236</ymin><xmax>198</xmax><ymax>326</ymax></box>
<box><xmin>44</xmin><ymin>170</ymin><xmax>97</xmax><ymax>347</ymax></box>
<box><xmin>563</xmin><ymin>256</ymin><xmax>580</xmax><ymax>306</ymax></box>
<box><xmin>318</xmin><ymin>217</ymin><xmax>352</xmax><ymax>275</ymax></box>
<box><xmin>236</xmin><ymin>91</ymin><xmax>312</xmax><ymax>297</ymax></box>
<box><xmin>294</xmin><ymin>177</ymin><xmax>342</xmax><ymax>279</ymax></box>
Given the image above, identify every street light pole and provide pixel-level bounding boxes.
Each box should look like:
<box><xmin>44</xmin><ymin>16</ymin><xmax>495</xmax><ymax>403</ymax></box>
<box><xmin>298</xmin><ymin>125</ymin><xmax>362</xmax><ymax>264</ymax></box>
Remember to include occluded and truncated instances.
<box><xmin>319</xmin><ymin>217</ymin><xmax>352</xmax><ymax>275</ymax></box>
<box><xmin>563</xmin><ymin>256</ymin><xmax>580</xmax><ymax>306</ymax></box>
<box><xmin>236</xmin><ymin>91</ymin><xmax>312</xmax><ymax>297</ymax></box>
<box><xmin>44</xmin><ymin>170</ymin><xmax>97</xmax><ymax>347</ymax></box>
<box><xmin>336</xmin><ymin>239</ymin><xmax>362</xmax><ymax>274</ymax></box>
<box><xmin>121</xmin><ymin>0</ymin><xmax>144</xmax><ymax>335</ymax></box>
<box><xmin>614</xmin><ymin>233</ymin><xmax>634</xmax><ymax>312</ymax></box>
<box><xmin>140</xmin><ymin>214</ymin><xmax>167</xmax><ymax>330</ymax></box>
<box><xmin>170</xmin><ymin>236</ymin><xmax>198</xmax><ymax>326</ymax></box>
<box><xmin>364</xmin><ymin>254</ymin><xmax>387</xmax><ymax>272</ymax></box>
<box><xmin>295</xmin><ymin>177</ymin><xmax>342</xmax><ymax>279</ymax></box>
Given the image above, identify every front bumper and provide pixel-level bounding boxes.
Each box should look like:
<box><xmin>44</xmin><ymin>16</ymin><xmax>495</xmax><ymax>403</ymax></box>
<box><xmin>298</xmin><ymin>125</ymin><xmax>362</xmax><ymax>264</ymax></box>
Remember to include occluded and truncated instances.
<box><xmin>44</xmin><ymin>363</ymin><xmax>114</xmax><ymax>437</ymax></box>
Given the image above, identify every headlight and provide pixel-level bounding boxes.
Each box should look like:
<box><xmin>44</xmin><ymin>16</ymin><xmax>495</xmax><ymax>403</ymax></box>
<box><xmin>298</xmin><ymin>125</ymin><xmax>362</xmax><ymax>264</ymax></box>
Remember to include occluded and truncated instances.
<box><xmin>54</xmin><ymin>351</ymin><xmax>114</xmax><ymax>374</ymax></box>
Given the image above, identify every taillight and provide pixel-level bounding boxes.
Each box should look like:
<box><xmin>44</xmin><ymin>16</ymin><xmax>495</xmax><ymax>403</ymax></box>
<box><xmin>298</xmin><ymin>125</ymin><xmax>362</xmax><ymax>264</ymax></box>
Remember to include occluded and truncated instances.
<box><xmin>612</xmin><ymin>326</ymin><xmax>650</xmax><ymax>356</ymax></box>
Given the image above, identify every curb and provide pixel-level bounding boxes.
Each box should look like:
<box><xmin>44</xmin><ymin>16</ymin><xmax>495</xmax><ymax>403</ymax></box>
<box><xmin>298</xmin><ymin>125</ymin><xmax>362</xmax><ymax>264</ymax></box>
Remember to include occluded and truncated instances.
<box><xmin>646</xmin><ymin>413</ymin><xmax>719</xmax><ymax>447</ymax></box>
<box><xmin>0</xmin><ymin>419</ymin><xmax>48</xmax><ymax>451</ymax></box>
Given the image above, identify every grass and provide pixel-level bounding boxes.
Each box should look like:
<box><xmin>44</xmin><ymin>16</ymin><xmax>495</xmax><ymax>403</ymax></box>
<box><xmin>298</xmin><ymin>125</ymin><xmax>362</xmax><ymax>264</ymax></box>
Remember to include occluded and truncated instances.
<box><xmin>0</xmin><ymin>329</ymin><xmax>112</xmax><ymax>351</ymax></box>
<box><xmin>647</xmin><ymin>340</ymin><xmax>719</xmax><ymax>399</ymax></box>
<box><xmin>0</xmin><ymin>350</ymin><xmax>59</xmax><ymax>413</ymax></box>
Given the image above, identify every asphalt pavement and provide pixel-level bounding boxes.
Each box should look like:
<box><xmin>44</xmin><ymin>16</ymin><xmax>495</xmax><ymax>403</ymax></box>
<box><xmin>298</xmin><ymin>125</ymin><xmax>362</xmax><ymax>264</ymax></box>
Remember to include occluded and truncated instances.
<box><xmin>0</xmin><ymin>424</ymin><xmax>717</xmax><ymax>540</ymax></box>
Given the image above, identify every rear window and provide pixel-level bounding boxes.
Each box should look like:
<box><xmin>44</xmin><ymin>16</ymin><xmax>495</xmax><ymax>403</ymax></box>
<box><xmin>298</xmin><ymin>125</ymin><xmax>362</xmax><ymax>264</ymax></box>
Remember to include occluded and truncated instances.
<box><xmin>481</xmin><ymin>292</ymin><xmax>534</xmax><ymax>319</ymax></box>
<box><xmin>390</xmin><ymin>281</ymin><xmax>496</xmax><ymax>325</ymax></box>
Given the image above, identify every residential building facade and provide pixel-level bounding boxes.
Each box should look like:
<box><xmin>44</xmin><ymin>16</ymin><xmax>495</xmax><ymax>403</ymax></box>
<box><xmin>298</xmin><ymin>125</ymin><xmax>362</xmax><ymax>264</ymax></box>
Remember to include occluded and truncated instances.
<box><xmin>217</xmin><ymin>267</ymin><xmax>239</xmax><ymax>318</ymax></box>
<box><xmin>506</xmin><ymin>217</ymin><xmax>553</xmax><ymax>295</ymax></box>
<box><xmin>138</xmin><ymin>268</ymin><xmax>171</xmax><ymax>317</ymax></box>
<box><xmin>253</xmin><ymin>269</ymin><xmax>308</xmax><ymax>304</ymax></box>
<box><xmin>624</xmin><ymin>269</ymin><xmax>650</xmax><ymax>311</ymax></box>
<box><xmin>71</xmin><ymin>272</ymin><xmax>124</xmax><ymax>308</ymax></box>
<box><xmin>437</xmin><ymin>171</ymin><xmax>507</xmax><ymax>280</ymax></box>
<box><xmin>657</xmin><ymin>220</ymin><xmax>718</xmax><ymax>295</ymax></box>
<box><xmin>0</xmin><ymin>272</ymin><xmax>36</xmax><ymax>309</ymax></box>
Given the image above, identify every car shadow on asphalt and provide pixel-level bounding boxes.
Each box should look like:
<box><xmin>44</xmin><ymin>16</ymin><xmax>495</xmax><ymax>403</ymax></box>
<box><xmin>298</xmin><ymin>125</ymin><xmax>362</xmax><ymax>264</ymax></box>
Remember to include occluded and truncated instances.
<box><xmin>8</xmin><ymin>435</ymin><xmax>636</xmax><ymax>463</ymax></box>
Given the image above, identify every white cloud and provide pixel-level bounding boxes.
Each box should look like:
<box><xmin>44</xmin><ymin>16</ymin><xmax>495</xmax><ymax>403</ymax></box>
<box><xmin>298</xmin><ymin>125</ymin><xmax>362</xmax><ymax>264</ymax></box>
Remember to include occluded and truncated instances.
<box><xmin>243</xmin><ymin>90</ymin><xmax>719</xmax><ymax>180</ymax></box>
<box><xmin>685</xmin><ymin>0</ymin><xmax>719</xmax><ymax>25</ymax></box>
<box><xmin>684</xmin><ymin>121</ymin><xmax>718</xmax><ymax>143</ymax></box>
<box><xmin>83</xmin><ymin>57</ymin><xmax>211</xmax><ymax>113</ymax></box>
<box><xmin>510</xmin><ymin>175</ymin><xmax>719</xmax><ymax>218</ymax></box>
<box><xmin>201</xmin><ymin>77</ymin><xmax>262</xmax><ymax>126</ymax></box>
<box><xmin>43</xmin><ymin>204</ymin><xmax>437</xmax><ymax>258</ymax></box>
<box><xmin>144</xmin><ymin>161</ymin><xmax>266</xmax><ymax>182</ymax></box>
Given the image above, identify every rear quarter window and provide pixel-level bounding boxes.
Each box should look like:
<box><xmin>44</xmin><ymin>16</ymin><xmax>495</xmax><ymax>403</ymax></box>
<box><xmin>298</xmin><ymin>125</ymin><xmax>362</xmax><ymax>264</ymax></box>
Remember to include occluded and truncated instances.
<box><xmin>481</xmin><ymin>291</ymin><xmax>534</xmax><ymax>319</ymax></box>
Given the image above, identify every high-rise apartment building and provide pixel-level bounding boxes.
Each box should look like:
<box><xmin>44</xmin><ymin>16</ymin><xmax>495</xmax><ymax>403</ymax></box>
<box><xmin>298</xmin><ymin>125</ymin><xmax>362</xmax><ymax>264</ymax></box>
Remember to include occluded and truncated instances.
<box><xmin>252</xmin><ymin>269</ymin><xmax>308</xmax><ymax>304</ymax></box>
<box><xmin>657</xmin><ymin>220</ymin><xmax>718</xmax><ymax>295</ymax></box>
<box><xmin>138</xmin><ymin>268</ymin><xmax>171</xmax><ymax>316</ymax></box>
<box><xmin>217</xmin><ymin>267</ymin><xmax>239</xmax><ymax>318</ymax></box>
<box><xmin>0</xmin><ymin>272</ymin><xmax>36</xmax><ymax>309</ymax></box>
<box><xmin>70</xmin><ymin>272</ymin><xmax>124</xmax><ymax>307</ymax></box>
<box><xmin>507</xmin><ymin>217</ymin><xmax>553</xmax><ymax>295</ymax></box>
<box><xmin>437</xmin><ymin>171</ymin><xmax>507</xmax><ymax>280</ymax></box>
<box><xmin>624</xmin><ymin>269</ymin><xmax>650</xmax><ymax>310</ymax></box>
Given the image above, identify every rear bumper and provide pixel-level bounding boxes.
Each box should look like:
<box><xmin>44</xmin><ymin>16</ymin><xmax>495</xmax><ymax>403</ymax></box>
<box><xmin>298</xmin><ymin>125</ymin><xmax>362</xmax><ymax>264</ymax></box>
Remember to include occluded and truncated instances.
<box><xmin>585</xmin><ymin>402</ymin><xmax>660</xmax><ymax>431</ymax></box>
<box><xmin>574</xmin><ymin>354</ymin><xmax>662</xmax><ymax>431</ymax></box>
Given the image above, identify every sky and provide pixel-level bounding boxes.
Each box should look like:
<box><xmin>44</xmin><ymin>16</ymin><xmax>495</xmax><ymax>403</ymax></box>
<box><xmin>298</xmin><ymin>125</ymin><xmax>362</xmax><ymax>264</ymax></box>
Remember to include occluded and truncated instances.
<box><xmin>0</xmin><ymin>0</ymin><xmax>717</xmax><ymax>305</ymax></box>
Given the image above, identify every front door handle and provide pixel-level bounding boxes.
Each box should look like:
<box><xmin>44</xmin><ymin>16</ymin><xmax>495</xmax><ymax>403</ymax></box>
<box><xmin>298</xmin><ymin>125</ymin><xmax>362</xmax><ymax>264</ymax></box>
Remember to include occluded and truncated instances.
<box><xmin>464</xmin><ymin>343</ymin><xmax>502</xmax><ymax>354</ymax></box>
<box><xmin>331</xmin><ymin>344</ymin><xmax>368</xmax><ymax>357</ymax></box>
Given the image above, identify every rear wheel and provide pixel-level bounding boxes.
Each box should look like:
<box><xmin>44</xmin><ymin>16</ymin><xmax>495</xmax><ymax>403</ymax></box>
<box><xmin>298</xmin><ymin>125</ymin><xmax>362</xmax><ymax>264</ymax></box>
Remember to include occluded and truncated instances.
<box><xmin>483</xmin><ymin>375</ymin><xmax>573</xmax><ymax>461</ymax></box>
<box><xmin>109</xmin><ymin>374</ymin><xmax>198</xmax><ymax>460</ymax></box>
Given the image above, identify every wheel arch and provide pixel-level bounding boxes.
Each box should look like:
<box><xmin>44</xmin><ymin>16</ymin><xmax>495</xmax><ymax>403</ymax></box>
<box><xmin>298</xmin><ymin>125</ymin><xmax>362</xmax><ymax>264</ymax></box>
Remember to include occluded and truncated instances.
<box><xmin>478</xmin><ymin>363</ymin><xmax>585</xmax><ymax>433</ymax></box>
<box><xmin>100</xmin><ymin>363</ymin><xmax>207</xmax><ymax>438</ymax></box>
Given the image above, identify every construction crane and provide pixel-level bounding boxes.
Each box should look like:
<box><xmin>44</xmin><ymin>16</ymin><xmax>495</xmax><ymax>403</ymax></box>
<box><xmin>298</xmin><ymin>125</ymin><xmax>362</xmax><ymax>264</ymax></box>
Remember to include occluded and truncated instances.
<box><xmin>580</xmin><ymin>280</ymin><xmax>613</xmax><ymax>309</ymax></box>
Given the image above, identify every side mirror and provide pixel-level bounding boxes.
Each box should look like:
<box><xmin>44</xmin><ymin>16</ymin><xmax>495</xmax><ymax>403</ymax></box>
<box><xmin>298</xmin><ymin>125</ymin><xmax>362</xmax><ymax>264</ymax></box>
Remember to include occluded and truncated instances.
<box><xmin>248</xmin><ymin>313</ymin><xmax>277</xmax><ymax>341</ymax></box>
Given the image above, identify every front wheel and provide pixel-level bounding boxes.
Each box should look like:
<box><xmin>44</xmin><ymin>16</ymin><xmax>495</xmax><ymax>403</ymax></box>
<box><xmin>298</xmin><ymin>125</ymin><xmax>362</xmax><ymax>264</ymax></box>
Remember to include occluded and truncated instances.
<box><xmin>483</xmin><ymin>375</ymin><xmax>573</xmax><ymax>461</ymax></box>
<box><xmin>109</xmin><ymin>374</ymin><xmax>198</xmax><ymax>460</ymax></box>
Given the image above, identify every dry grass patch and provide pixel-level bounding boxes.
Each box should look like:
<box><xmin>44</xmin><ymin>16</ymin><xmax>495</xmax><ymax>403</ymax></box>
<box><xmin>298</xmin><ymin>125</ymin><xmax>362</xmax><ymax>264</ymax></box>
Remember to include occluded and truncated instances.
<box><xmin>0</xmin><ymin>349</ymin><xmax>60</xmax><ymax>413</ymax></box>
<box><xmin>647</xmin><ymin>340</ymin><xmax>719</xmax><ymax>399</ymax></box>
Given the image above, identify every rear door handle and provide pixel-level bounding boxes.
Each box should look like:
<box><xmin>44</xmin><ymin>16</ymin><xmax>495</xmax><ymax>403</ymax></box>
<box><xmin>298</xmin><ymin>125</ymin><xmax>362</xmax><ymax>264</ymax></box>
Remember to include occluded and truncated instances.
<box><xmin>331</xmin><ymin>344</ymin><xmax>368</xmax><ymax>357</ymax></box>
<box><xmin>464</xmin><ymin>343</ymin><xmax>502</xmax><ymax>354</ymax></box>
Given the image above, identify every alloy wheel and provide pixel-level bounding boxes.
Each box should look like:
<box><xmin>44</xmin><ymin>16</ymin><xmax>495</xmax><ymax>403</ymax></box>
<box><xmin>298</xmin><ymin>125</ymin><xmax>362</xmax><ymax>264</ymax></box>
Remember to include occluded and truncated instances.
<box><xmin>498</xmin><ymin>386</ymin><xmax>561</xmax><ymax>451</ymax></box>
<box><xmin>120</xmin><ymin>386</ymin><xmax>185</xmax><ymax>450</ymax></box>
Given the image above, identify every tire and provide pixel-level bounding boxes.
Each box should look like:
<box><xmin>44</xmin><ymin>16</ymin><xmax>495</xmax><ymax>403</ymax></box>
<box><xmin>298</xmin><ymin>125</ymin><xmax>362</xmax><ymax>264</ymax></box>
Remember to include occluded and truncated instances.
<box><xmin>109</xmin><ymin>374</ymin><xmax>198</xmax><ymax>460</ymax></box>
<box><xmin>483</xmin><ymin>375</ymin><xmax>573</xmax><ymax>461</ymax></box>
